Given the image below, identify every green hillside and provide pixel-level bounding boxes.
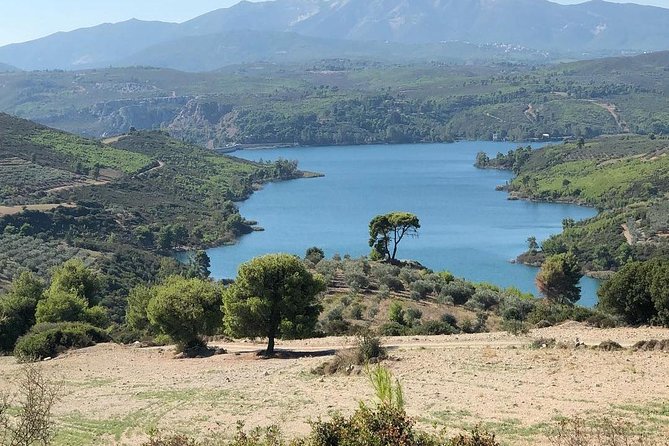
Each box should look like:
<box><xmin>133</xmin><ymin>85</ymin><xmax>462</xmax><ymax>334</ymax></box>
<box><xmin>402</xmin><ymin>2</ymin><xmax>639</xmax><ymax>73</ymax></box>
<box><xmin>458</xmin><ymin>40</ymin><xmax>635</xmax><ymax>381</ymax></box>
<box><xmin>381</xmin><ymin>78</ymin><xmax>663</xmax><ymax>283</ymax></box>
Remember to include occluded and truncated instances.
<box><xmin>0</xmin><ymin>114</ymin><xmax>306</xmax><ymax>320</ymax></box>
<box><xmin>1</xmin><ymin>52</ymin><xmax>669</xmax><ymax>147</ymax></box>
<box><xmin>482</xmin><ymin>135</ymin><xmax>669</xmax><ymax>274</ymax></box>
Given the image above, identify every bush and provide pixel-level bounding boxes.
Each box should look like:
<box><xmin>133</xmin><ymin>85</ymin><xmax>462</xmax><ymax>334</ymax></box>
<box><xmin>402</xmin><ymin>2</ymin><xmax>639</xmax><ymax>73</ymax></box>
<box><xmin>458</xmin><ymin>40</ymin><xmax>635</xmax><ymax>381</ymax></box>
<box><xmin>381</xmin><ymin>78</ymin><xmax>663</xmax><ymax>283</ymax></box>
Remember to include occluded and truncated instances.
<box><xmin>0</xmin><ymin>272</ymin><xmax>44</xmax><ymax>352</ymax></box>
<box><xmin>441</xmin><ymin>312</ymin><xmax>458</xmax><ymax>327</ymax></box>
<box><xmin>388</xmin><ymin>301</ymin><xmax>406</xmax><ymax>325</ymax></box>
<box><xmin>0</xmin><ymin>366</ymin><xmax>58</xmax><ymax>446</ymax></box>
<box><xmin>598</xmin><ymin>260</ymin><xmax>669</xmax><ymax>326</ymax></box>
<box><xmin>349</xmin><ymin>303</ymin><xmax>364</xmax><ymax>320</ymax></box>
<box><xmin>319</xmin><ymin>319</ymin><xmax>351</xmax><ymax>337</ymax></box>
<box><xmin>461</xmin><ymin>313</ymin><xmax>488</xmax><ymax>334</ymax></box>
<box><xmin>355</xmin><ymin>333</ymin><xmax>386</xmax><ymax>363</ymax></box>
<box><xmin>410</xmin><ymin>320</ymin><xmax>457</xmax><ymax>336</ymax></box>
<box><xmin>439</xmin><ymin>280</ymin><xmax>475</xmax><ymax>305</ymax></box>
<box><xmin>313</xmin><ymin>333</ymin><xmax>386</xmax><ymax>376</ymax></box>
<box><xmin>526</xmin><ymin>302</ymin><xmax>573</xmax><ymax>325</ymax></box>
<box><xmin>342</xmin><ymin>259</ymin><xmax>371</xmax><ymax>293</ymax></box>
<box><xmin>14</xmin><ymin>322</ymin><xmax>110</xmax><ymax>361</ymax></box>
<box><xmin>410</xmin><ymin>280</ymin><xmax>433</xmax><ymax>300</ymax></box>
<box><xmin>378</xmin><ymin>321</ymin><xmax>408</xmax><ymax>336</ymax></box>
<box><xmin>305</xmin><ymin>247</ymin><xmax>325</xmax><ymax>265</ymax></box>
<box><xmin>371</xmin><ymin>264</ymin><xmax>403</xmax><ymax>291</ymax></box>
<box><xmin>404</xmin><ymin>307</ymin><xmax>423</xmax><ymax>325</ymax></box>
<box><xmin>466</xmin><ymin>289</ymin><xmax>501</xmax><ymax>311</ymax></box>
<box><xmin>500</xmin><ymin>295</ymin><xmax>537</xmax><ymax>322</ymax></box>
<box><xmin>501</xmin><ymin>319</ymin><xmax>530</xmax><ymax>336</ymax></box>
<box><xmin>125</xmin><ymin>285</ymin><xmax>155</xmax><ymax>333</ymax></box>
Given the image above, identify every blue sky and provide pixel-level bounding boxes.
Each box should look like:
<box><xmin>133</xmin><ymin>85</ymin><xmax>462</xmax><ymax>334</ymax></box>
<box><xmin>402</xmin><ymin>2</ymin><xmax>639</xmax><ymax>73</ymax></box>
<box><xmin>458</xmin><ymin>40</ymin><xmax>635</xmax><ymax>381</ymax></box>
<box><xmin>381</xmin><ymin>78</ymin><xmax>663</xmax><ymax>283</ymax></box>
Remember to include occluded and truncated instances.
<box><xmin>0</xmin><ymin>0</ymin><xmax>668</xmax><ymax>46</ymax></box>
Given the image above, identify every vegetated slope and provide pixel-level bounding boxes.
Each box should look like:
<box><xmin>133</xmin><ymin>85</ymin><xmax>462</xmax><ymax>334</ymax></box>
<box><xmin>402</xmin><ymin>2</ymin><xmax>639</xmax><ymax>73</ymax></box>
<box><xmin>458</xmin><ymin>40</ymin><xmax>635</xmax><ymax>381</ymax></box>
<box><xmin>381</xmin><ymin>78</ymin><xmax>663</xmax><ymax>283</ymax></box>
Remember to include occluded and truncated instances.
<box><xmin>0</xmin><ymin>62</ymin><xmax>18</xmax><ymax>72</ymax></box>
<box><xmin>2</xmin><ymin>0</ymin><xmax>669</xmax><ymax>70</ymax></box>
<box><xmin>0</xmin><ymin>20</ymin><xmax>179</xmax><ymax>71</ymax></box>
<box><xmin>485</xmin><ymin>135</ymin><xmax>669</xmax><ymax>274</ymax></box>
<box><xmin>0</xmin><ymin>114</ymin><xmax>304</xmax><ymax>319</ymax></box>
<box><xmin>118</xmin><ymin>30</ymin><xmax>547</xmax><ymax>72</ymax></box>
<box><xmin>0</xmin><ymin>112</ymin><xmax>152</xmax><ymax>205</ymax></box>
<box><xmin>2</xmin><ymin>51</ymin><xmax>669</xmax><ymax>147</ymax></box>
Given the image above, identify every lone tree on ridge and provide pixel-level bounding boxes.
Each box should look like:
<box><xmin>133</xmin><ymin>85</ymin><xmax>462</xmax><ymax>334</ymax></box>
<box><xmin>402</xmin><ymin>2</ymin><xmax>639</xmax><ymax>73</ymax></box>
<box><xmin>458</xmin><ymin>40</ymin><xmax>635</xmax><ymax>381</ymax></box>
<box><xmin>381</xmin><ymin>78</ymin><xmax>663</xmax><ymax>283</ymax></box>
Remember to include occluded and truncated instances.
<box><xmin>369</xmin><ymin>212</ymin><xmax>421</xmax><ymax>261</ymax></box>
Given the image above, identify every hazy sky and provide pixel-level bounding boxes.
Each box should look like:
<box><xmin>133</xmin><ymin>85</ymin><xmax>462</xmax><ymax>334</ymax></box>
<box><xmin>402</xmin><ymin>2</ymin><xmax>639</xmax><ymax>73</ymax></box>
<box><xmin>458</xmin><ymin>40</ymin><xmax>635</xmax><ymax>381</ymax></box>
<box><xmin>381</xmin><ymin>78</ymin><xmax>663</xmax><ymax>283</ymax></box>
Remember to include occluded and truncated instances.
<box><xmin>1</xmin><ymin>0</ymin><xmax>668</xmax><ymax>46</ymax></box>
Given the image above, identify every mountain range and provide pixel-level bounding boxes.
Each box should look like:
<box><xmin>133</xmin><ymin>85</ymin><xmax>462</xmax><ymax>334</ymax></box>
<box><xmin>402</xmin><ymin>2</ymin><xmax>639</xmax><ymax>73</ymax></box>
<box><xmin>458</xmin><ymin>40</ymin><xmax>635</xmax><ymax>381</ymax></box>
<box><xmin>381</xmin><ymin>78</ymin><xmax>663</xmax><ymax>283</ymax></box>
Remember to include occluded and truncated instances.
<box><xmin>1</xmin><ymin>0</ymin><xmax>669</xmax><ymax>71</ymax></box>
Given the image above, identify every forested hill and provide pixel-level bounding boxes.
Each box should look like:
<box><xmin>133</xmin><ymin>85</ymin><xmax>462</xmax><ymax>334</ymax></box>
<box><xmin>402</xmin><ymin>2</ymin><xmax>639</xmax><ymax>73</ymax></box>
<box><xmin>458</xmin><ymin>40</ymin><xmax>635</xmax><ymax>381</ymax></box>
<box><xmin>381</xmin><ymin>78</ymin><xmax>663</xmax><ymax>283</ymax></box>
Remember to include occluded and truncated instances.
<box><xmin>477</xmin><ymin>134</ymin><xmax>669</xmax><ymax>276</ymax></box>
<box><xmin>1</xmin><ymin>51</ymin><xmax>669</xmax><ymax>148</ymax></box>
<box><xmin>0</xmin><ymin>114</ymin><xmax>305</xmax><ymax>320</ymax></box>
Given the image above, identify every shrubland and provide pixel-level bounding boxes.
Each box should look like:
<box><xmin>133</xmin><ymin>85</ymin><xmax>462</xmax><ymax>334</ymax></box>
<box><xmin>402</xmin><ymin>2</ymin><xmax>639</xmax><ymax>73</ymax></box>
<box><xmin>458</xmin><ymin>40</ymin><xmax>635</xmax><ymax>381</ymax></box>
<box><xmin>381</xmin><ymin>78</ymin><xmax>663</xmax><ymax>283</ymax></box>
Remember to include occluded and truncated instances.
<box><xmin>3</xmin><ymin>52</ymin><xmax>669</xmax><ymax>147</ymax></box>
<box><xmin>0</xmin><ymin>115</ymin><xmax>310</xmax><ymax>324</ymax></box>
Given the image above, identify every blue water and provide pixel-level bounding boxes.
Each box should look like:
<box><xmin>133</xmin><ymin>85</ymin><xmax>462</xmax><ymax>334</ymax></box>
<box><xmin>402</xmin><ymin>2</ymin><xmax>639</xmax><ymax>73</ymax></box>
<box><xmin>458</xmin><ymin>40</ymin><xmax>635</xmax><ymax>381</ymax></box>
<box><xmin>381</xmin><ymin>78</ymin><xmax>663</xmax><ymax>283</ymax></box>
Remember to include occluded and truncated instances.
<box><xmin>208</xmin><ymin>142</ymin><xmax>600</xmax><ymax>306</ymax></box>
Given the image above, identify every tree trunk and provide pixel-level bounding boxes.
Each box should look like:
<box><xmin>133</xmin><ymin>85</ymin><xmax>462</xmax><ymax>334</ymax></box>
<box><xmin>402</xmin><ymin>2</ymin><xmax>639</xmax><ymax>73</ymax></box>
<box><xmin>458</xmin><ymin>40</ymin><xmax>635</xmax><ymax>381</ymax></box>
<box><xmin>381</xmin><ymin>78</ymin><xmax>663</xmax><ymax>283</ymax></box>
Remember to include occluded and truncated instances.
<box><xmin>267</xmin><ymin>335</ymin><xmax>275</xmax><ymax>356</ymax></box>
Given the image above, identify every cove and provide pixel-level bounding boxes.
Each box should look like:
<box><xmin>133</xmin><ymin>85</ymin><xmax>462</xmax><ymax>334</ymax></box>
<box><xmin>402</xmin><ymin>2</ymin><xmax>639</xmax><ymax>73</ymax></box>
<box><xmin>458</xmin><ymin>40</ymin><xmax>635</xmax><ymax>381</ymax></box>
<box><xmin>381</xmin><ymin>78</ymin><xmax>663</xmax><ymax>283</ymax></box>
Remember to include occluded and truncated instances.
<box><xmin>208</xmin><ymin>142</ymin><xmax>600</xmax><ymax>306</ymax></box>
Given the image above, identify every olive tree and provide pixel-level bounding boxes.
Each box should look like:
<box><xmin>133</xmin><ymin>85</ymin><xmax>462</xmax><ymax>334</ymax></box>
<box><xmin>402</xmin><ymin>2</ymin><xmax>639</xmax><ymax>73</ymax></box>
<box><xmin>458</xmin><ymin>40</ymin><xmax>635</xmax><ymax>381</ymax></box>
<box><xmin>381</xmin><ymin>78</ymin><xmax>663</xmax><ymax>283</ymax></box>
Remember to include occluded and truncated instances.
<box><xmin>146</xmin><ymin>276</ymin><xmax>223</xmax><ymax>352</ymax></box>
<box><xmin>369</xmin><ymin>212</ymin><xmax>420</xmax><ymax>261</ymax></box>
<box><xmin>223</xmin><ymin>254</ymin><xmax>325</xmax><ymax>355</ymax></box>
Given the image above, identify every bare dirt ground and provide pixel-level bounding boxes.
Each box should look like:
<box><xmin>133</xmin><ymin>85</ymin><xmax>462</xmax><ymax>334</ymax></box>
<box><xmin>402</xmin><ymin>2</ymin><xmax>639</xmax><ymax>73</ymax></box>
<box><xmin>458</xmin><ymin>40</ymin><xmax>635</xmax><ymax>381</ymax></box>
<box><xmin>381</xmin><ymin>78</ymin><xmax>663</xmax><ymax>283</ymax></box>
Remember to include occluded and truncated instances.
<box><xmin>1</xmin><ymin>323</ymin><xmax>668</xmax><ymax>446</ymax></box>
<box><xmin>0</xmin><ymin>203</ymin><xmax>76</xmax><ymax>217</ymax></box>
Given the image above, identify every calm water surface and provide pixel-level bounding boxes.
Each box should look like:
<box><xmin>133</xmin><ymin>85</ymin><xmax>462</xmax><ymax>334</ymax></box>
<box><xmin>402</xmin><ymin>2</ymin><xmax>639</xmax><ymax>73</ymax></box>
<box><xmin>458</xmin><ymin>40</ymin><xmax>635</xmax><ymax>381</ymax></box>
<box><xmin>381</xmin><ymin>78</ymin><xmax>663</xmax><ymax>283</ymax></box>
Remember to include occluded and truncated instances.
<box><xmin>208</xmin><ymin>142</ymin><xmax>600</xmax><ymax>306</ymax></box>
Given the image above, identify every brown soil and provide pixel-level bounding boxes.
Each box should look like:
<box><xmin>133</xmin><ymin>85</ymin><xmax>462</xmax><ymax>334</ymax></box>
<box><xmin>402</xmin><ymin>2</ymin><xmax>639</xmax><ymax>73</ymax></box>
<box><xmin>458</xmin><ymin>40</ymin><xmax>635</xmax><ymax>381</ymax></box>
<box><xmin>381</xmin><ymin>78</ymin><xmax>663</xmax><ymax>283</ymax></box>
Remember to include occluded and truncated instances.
<box><xmin>0</xmin><ymin>203</ymin><xmax>76</xmax><ymax>216</ymax></box>
<box><xmin>1</xmin><ymin>324</ymin><xmax>668</xmax><ymax>446</ymax></box>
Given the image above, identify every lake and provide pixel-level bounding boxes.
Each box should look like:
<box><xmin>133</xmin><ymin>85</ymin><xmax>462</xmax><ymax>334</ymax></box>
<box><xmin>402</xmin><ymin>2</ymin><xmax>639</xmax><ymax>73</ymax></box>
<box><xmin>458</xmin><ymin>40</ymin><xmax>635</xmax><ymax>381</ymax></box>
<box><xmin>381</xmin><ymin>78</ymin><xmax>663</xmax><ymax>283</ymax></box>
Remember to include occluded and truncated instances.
<box><xmin>208</xmin><ymin>142</ymin><xmax>600</xmax><ymax>306</ymax></box>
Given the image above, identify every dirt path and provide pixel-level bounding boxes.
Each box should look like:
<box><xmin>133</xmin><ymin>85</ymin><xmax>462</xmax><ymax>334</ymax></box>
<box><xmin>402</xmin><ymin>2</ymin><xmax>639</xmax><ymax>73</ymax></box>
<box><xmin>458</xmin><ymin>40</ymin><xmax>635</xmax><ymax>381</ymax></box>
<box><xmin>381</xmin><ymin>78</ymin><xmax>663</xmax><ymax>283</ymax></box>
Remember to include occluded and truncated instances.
<box><xmin>621</xmin><ymin>223</ymin><xmax>634</xmax><ymax>245</ymax></box>
<box><xmin>0</xmin><ymin>202</ymin><xmax>76</xmax><ymax>217</ymax></box>
<box><xmin>484</xmin><ymin>112</ymin><xmax>505</xmax><ymax>123</ymax></box>
<box><xmin>101</xmin><ymin>135</ymin><xmax>127</xmax><ymax>145</ymax></box>
<box><xmin>135</xmin><ymin>160</ymin><xmax>165</xmax><ymax>177</ymax></box>
<box><xmin>588</xmin><ymin>100</ymin><xmax>630</xmax><ymax>133</ymax></box>
<box><xmin>1</xmin><ymin>324</ymin><xmax>668</xmax><ymax>446</ymax></box>
<box><xmin>44</xmin><ymin>179</ymin><xmax>110</xmax><ymax>194</ymax></box>
<box><xmin>524</xmin><ymin>104</ymin><xmax>537</xmax><ymax>123</ymax></box>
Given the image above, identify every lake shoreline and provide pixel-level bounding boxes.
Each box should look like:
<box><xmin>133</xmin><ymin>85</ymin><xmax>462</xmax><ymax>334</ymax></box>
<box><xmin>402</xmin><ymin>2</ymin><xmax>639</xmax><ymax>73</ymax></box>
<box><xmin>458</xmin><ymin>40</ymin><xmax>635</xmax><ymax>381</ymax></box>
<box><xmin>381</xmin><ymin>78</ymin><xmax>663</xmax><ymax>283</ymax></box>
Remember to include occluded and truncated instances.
<box><xmin>205</xmin><ymin>141</ymin><xmax>600</xmax><ymax>304</ymax></box>
<box><xmin>477</xmin><ymin>164</ymin><xmax>608</xmax><ymax>282</ymax></box>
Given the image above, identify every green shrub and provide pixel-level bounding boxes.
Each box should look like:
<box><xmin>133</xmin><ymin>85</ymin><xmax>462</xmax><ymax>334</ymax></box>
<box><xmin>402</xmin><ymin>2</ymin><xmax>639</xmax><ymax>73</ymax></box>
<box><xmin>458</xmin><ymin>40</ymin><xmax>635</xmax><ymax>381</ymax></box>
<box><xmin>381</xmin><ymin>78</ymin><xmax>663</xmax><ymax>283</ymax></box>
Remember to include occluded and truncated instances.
<box><xmin>500</xmin><ymin>295</ymin><xmax>536</xmax><ymax>322</ymax></box>
<box><xmin>410</xmin><ymin>280</ymin><xmax>433</xmax><ymax>300</ymax></box>
<box><xmin>466</xmin><ymin>289</ymin><xmax>501</xmax><ymax>311</ymax></box>
<box><xmin>349</xmin><ymin>303</ymin><xmax>364</xmax><ymax>320</ymax></box>
<box><xmin>411</xmin><ymin>320</ymin><xmax>457</xmax><ymax>335</ymax></box>
<box><xmin>441</xmin><ymin>312</ymin><xmax>458</xmax><ymax>327</ymax></box>
<box><xmin>388</xmin><ymin>301</ymin><xmax>406</xmax><ymax>325</ymax></box>
<box><xmin>448</xmin><ymin>427</ymin><xmax>500</xmax><ymax>446</ymax></box>
<box><xmin>404</xmin><ymin>307</ymin><xmax>423</xmax><ymax>325</ymax></box>
<box><xmin>14</xmin><ymin>322</ymin><xmax>110</xmax><ymax>361</ymax></box>
<box><xmin>305</xmin><ymin>247</ymin><xmax>325</xmax><ymax>265</ymax></box>
<box><xmin>461</xmin><ymin>313</ymin><xmax>489</xmax><ymax>334</ymax></box>
<box><xmin>501</xmin><ymin>319</ymin><xmax>530</xmax><ymax>336</ymax></box>
<box><xmin>355</xmin><ymin>333</ymin><xmax>386</xmax><ymax>363</ymax></box>
<box><xmin>378</xmin><ymin>321</ymin><xmax>408</xmax><ymax>336</ymax></box>
<box><xmin>440</xmin><ymin>280</ymin><xmax>475</xmax><ymax>305</ymax></box>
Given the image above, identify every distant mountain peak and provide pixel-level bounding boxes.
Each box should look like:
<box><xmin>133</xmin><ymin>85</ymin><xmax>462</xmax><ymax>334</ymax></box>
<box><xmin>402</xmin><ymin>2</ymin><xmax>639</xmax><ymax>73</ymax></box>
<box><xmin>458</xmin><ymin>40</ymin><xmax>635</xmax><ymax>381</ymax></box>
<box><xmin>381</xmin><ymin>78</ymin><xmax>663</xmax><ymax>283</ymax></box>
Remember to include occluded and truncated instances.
<box><xmin>1</xmin><ymin>0</ymin><xmax>669</xmax><ymax>71</ymax></box>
